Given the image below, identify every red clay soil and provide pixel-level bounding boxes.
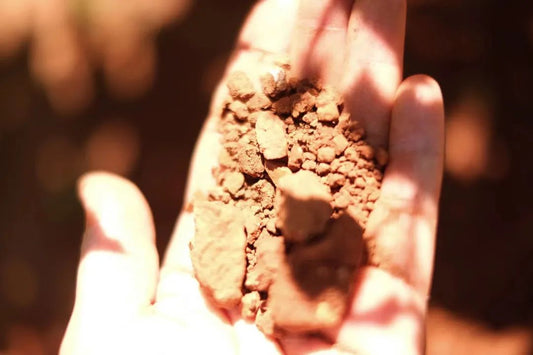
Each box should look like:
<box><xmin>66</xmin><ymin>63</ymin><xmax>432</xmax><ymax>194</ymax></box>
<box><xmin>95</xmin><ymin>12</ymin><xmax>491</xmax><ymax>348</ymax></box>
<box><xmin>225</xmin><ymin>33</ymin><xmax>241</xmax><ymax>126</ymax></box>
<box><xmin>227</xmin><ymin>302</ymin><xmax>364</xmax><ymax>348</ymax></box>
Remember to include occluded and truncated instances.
<box><xmin>190</xmin><ymin>67</ymin><xmax>386</xmax><ymax>337</ymax></box>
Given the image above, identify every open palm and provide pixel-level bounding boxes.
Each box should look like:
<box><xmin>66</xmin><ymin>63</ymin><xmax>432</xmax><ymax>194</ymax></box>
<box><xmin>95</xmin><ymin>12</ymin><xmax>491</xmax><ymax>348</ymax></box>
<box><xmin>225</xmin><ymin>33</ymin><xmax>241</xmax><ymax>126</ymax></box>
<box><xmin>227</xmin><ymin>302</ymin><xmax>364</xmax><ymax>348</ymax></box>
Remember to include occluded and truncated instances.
<box><xmin>61</xmin><ymin>1</ymin><xmax>444</xmax><ymax>354</ymax></box>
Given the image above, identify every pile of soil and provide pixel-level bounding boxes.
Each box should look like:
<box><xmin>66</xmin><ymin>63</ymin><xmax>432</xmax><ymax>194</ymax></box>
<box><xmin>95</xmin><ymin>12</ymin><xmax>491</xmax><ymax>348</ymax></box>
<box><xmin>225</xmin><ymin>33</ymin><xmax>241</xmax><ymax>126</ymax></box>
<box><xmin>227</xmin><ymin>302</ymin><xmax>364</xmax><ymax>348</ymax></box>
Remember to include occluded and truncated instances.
<box><xmin>190</xmin><ymin>63</ymin><xmax>387</xmax><ymax>336</ymax></box>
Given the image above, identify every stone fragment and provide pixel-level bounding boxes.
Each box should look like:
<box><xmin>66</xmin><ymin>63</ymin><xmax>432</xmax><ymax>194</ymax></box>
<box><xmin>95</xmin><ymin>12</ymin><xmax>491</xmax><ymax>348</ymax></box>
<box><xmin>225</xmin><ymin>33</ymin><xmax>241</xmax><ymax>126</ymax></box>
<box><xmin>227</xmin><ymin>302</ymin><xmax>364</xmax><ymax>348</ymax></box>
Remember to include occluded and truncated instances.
<box><xmin>236</xmin><ymin>144</ymin><xmax>264</xmax><ymax>177</ymax></box>
<box><xmin>302</xmin><ymin>112</ymin><xmax>318</xmax><ymax>125</ymax></box>
<box><xmin>358</xmin><ymin>144</ymin><xmax>375</xmax><ymax>160</ymax></box>
<box><xmin>228</xmin><ymin>100</ymin><xmax>249</xmax><ymax>120</ymax></box>
<box><xmin>191</xmin><ymin>201</ymin><xmax>247</xmax><ymax>309</ymax></box>
<box><xmin>316</xmin><ymin>163</ymin><xmax>330</xmax><ymax>176</ymax></box>
<box><xmin>241</xmin><ymin>291</ymin><xmax>261</xmax><ymax>320</ymax></box>
<box><xmin>266</xmin><ymin>219</ymin><xmax>278</xmax><ymax>234</ymax></box>
<box><xmin>303</xmin><ymin>152</ymin><xmax>317</xmax><ymax>161</ymax></box>
<box><xmin>333</xmin><ymin>189</ymin><xmax>351</xmax><ymax>209</ymax></box>
<box><xmin>288</xmin><ymin>145</ymin><xmax>304</xmax><ymax>170</ymax></box>
<box><xmin>260</xmin><ymin>69</ymin><xmax>289</xmax><ymax>98</ymax></box>
<box><xmin>317</xmin><ymin>102</ymin><xmax>340</xmax><ymax>122</ymax></box>
<box><xmin>255</xmin><ymin>111</ymin><xmax>288</xmax><ymax>160</ymax></box>
<box><xmin>244</xmin><ymin>214</ymin><xmax>262</xmax><ymax>244</ymax></box>
<box><xmin>227</xmin><ymin>71</ymin><xmax>255</xmax><ymax>100</ymax></box>
<box><xmin>265</xmin><ymin>160</ymin><xmax>292</xmax><ymax>186</ymax></box>
<box><xmin>326</xmin><ymin>173</ymin><xmax>346</xmax><ymax>188</ymax></box>
<box><xmin>317</xmin><ymin>147</ymin><xmax>336</xmax><ymax>163</ymax></box>
<box><xmin>332</xmin><ymin>134</ymin><xmax>349</xmax><ymax>155</ymax></box>
<box><xmin>248</xmin><ymin>180</ymin><xmax>275</xmax><ymax>209</ymax></box>
<box><xmin>222</xmin><ymin>171</ymin><xmax>244</xmax><ymax>196</ymax></box>
<box><xmin>247</xmin><ymin>92</ymin><xmax>272</xmax><ymax>111</ymax></box>
<box><xmin>292</xmin><ymin>91</ymin><xmax>316</xmax><ymax>117</ymax></box>
<box><xmin>301</xmin><ymin>160</ymin><xmax>317</xmax><ymax>171</ymax></box>
<box><xmin>344</xmin><ymin>146</ymin><xmax>358</xmax><ymax>162</ymax></box>
<box><xmin>276</xmin><ymin>171</ymin><xmax>332</xmax><ymax>242</ymax></box>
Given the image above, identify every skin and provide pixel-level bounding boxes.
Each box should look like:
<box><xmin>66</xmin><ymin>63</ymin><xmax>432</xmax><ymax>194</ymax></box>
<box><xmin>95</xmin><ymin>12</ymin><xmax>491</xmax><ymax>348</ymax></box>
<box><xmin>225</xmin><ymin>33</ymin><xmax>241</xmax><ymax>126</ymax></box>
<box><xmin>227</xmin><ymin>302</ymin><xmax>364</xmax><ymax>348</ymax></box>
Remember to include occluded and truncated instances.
<box><xmin>60</xmin><ymin>0</ymin><xmax>444</xmax><ymax>354</ymax></box>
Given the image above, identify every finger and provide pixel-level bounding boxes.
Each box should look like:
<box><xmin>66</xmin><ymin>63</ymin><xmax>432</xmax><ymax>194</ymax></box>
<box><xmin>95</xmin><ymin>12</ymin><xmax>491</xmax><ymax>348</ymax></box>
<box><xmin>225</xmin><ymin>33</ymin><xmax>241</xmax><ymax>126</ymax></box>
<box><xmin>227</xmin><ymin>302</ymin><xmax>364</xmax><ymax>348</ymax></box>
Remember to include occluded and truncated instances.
<box><xmin>226</xmin><ymin>0</ymin><xmax>300</xmax><ymax>81</ymax></box>
<box><xmin>232</xmin><ymin>318</ymin><xmax>284</xmax><ymax>355</ymax></box>
<box><xmin>237</xmin><ymin>0</ymin><xmax>299</xmax><ymax>55</ymax></box>
<box><xmin>61</xmin><ymin>172</ymin><xmax>159</xmax><ymax>353</ymax></box>
<box><xmin>72</xmin><ymin>172</ymin><xmax>159</xmax><ymax>315</ymax></box>
<box><xmin>290</xmin><ymin>0</ymin><xmax>353</xmax><ymax>84</ymax></box>
<box><xmin>343</xmin><ymin>0</ymin><xmax>407</xmax><ymax>147</ymax></box>
<box><xmin>331</xmin><ymin>267</ymin><xmax>426</xmax><ymax>355</ymax></box>
<box><xmin>154</xmin><ymin>212</ymin><xmax>240</xmax><ymax>354</ymax></box>
<box><xmin>365</xmin><ymin>75</ymin><xmax>445</xmax><ymax>296</ymax></box>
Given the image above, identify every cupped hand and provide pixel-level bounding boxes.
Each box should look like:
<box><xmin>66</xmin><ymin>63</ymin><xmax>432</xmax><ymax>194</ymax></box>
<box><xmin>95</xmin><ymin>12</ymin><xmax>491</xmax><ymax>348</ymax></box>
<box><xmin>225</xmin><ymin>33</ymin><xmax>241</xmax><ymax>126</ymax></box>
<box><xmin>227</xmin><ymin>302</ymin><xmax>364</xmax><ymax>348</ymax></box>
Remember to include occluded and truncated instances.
<box><xmin>60</xmin><ymin>1</ymin><xmax>444</xmax><ymax>354</ymax></box>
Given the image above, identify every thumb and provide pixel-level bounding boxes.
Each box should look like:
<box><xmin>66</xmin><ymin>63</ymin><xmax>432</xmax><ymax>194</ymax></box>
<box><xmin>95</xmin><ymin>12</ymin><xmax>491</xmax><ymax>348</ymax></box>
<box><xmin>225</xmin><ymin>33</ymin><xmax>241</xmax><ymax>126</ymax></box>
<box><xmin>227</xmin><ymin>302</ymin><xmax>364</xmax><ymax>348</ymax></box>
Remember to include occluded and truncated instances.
<box><xmin>61</xmin><ymin>172</ymin><xmax>159</xmax><ymax>353</ymax></box>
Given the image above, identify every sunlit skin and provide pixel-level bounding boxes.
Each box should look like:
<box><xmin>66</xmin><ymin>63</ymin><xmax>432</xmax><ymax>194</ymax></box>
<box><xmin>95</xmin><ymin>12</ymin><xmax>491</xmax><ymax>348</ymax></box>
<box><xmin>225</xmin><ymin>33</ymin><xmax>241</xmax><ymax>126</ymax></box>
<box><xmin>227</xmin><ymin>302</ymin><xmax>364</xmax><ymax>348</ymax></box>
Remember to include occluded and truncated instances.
<box><xmin>60</xmin><ymin>1</ymin><xmax>444</xmax><ymax>354</ymax></box>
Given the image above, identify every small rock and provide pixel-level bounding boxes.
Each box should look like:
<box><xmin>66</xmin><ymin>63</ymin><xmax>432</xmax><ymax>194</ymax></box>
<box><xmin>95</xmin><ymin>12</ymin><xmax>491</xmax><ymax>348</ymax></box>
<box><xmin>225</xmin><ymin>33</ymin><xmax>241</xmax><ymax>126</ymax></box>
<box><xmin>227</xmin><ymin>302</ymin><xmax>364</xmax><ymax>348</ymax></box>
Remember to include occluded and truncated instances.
<box><xmin>227</xmin><ymin>71</ymin><xmax>255</xmax><ymax>100</ymax></box>
<box><xmin>332</xmin><ymin>134</ymin><xmax>349</xmax><ymax>155</ymax></box>
<box><xmin>276</xmin><ymin>171</ymin><xmax>332</xmax><ymax>242</ymax></box>
<box><xmin>288</xmin><ymin>145</ymin><xmax>304</xmax><ymax>170</ymax></box>
<box><xmin>358</xmin><ymin>144</ymin><xmax>375</xmax><ymax>160</ymax></box>
<box><xmin>317</xmin><ymin>147</ymin><xmax>336</xmax><ymax>163</ymax></box>
<box><xmin>292</xmin><ymin>91</ymin><xmax>316</xmax><ymax>117</ymax></box>
<box><xmin>344</xmin><ymin>146</ymin><xmax>358</xmax><ymax>162</ymax></box>
<box><xmin>301</xmin><ymin>160</ymin><xmax>317</xmax><ymax>171</ymax></box>
<box><xmin>222</xmin><ymin>171</ymin><xmax>245</xmax><ymax>195</ymax></box>
<box><xmin>255</xmin><ymin>111</ymin><xmax>288</xmax><ymax>160</ymax></box>
<box><xmin>237</xmin><ymin>144</ymin><xmax>265</xmax><ymax>177</ymax></box>
<box><xmin>247</xmin><ymin>92</ymin><xmax>272</xmax><ymax>111</ymax></box>
<box><xmin>241</xmin><ymin>291</ymin><xmax>261</xmax><ymax>320</ymax></box>
<box><xmin>228</xmin><ymin>100</ymin><xmax>249</xmax><ymax>120</ymax></box>
<box><xmin>316</xmin><ymin>163</ymin><xmax>331</xmax><ymax>176</ymax></box>
<box><xmin>317</xmin><ymin>102</ymin><xmax>340</xmax><ymax>122</ymax></box>
<box><xmin>302</xmin><ymin>112</ymin><xmax>318</xmax><ymax>125</ymax></box>
<box><xmin>244</xmin><ymin>214</ymin><xmax>261</xmax><ymax>244</ymax></box>
<box><xmin>326</xmin><ymin>173</ymin><xmax>346</xmax><ymax>188</ymax></box>
<box><xmin>265</xmin><ymin>160</ymin><xmax>292</xmax><ymax>186</ymax></box>
<box><xmin>303</xmin><ymin>152</ymin><xmax>317</xmax><ymax>161</ymax></box>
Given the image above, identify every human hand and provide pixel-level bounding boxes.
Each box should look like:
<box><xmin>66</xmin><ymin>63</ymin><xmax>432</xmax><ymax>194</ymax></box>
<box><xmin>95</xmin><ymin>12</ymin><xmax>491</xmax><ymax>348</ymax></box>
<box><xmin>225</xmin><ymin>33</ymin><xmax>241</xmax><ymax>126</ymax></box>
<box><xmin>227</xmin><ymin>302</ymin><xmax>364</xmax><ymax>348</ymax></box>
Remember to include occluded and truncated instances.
<box><xmin>60</xmin><ymin>1</ymin><xmax>444</xmax><ymax>354</ymax></box>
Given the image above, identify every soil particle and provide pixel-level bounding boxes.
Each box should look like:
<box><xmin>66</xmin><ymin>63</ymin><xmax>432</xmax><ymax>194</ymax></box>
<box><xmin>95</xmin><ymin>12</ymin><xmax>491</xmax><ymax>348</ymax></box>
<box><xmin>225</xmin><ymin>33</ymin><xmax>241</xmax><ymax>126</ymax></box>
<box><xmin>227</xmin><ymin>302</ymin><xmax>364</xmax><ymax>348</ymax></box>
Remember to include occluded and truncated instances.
<box><xmin>228</xmin><ymin>100</ymin><xmax>249</xmax><ymax>121</ymax></box>
<box><xmin>236</xmin><ymin>144</ymin><xmax>264</xmax><ymax>177</ymax></box>
<box><xmin>241</xmin><ymin>291</ymin><xmax>261</xmax><ymax>320</ymax></box>
<box><xmin>222</xmin><ymin>171</ymin><xmax>244</xmax><ymax>196</ymax></box>
<box><xmin>255</xmin><ymin>111</ymin><xmax>288</xmax><ymax>160</ymax></box>
<box><xmin>247</xmin><ymin>92</ymin><xmax>272</xmax><ymax>111</ymax></box>
<box><xmin>227</xmin><ymin>71</ymin><xmax>255</xmax><ymax>101</ymax></box>
<box><xmin>264</xmin><ymin>160</ymin><xmax>292</xmax><ymax>186</ymax></box>
<box><xmin>316</xmin><ymin>102</ymin><xmax>340</xmax><ymax>122</ymax></box>
<box><xmin>317</xmin><ymin>146</ymin><xmax>336</xmax><ymax>163</ymax></box>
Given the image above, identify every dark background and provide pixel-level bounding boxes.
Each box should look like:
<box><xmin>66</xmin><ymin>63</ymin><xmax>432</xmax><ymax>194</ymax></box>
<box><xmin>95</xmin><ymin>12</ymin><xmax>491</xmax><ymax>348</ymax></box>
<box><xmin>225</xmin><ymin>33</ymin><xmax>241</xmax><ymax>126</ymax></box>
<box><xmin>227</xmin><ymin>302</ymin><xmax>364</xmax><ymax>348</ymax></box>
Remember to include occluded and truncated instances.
<box><xmin>0</xmin><ymin>0</ymin><xmax>532</xmax><ymax>353</ymax></box>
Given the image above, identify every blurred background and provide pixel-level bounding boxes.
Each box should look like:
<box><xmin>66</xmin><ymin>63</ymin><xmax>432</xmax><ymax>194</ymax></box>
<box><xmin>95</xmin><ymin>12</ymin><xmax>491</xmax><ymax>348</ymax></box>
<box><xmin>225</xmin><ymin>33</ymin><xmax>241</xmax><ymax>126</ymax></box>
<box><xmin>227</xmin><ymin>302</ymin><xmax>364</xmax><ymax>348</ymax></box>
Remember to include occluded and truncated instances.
<box><xmin>0</xmin><ymin>0</ymin><xmax>531</xmax><ymax>354</ymax></box>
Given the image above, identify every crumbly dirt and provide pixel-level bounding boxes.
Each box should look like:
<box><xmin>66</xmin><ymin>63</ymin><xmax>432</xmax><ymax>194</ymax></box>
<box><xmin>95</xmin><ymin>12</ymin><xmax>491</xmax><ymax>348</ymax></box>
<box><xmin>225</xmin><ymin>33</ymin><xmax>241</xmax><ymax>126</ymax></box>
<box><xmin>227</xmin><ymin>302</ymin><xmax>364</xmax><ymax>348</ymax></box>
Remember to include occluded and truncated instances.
<box><xmin>190</xmin><ymin>64</ymin><xmax>387</xmax><ymax>337</ymax></box>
